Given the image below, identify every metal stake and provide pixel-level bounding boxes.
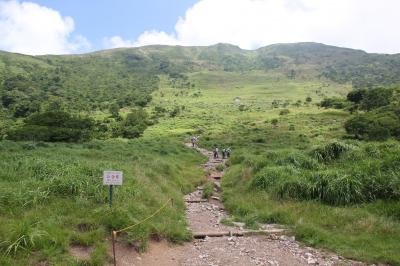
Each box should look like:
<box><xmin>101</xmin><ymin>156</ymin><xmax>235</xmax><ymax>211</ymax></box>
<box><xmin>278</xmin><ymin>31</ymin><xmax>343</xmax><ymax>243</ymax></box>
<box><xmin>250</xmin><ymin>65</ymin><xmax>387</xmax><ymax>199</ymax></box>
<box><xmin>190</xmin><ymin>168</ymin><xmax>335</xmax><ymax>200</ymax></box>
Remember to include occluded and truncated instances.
<box><xmin>109</xmin><ymin>185</ymin><xmax>113</xmax><ymax>207</ymax></box>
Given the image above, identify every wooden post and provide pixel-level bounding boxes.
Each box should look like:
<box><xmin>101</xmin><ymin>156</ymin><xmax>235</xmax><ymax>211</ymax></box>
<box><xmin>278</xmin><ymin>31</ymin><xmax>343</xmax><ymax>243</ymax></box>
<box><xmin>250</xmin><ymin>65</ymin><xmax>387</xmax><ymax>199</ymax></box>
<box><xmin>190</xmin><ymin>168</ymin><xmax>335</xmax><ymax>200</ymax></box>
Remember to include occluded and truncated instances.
<box><xmin>112</xmin><ymin>230</ymin><xmax>117</xmax><ymax>266</ymax></box>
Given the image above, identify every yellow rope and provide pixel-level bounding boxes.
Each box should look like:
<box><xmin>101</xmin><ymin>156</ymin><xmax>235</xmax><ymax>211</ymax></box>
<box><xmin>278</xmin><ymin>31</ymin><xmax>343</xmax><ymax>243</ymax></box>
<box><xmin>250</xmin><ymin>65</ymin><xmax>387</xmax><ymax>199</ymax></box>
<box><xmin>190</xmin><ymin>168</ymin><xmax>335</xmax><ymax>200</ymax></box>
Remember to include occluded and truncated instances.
<box><xmin>114</xmin><ymin>198</ymin><xmax>173</xmax><ymax>234</ymax></box>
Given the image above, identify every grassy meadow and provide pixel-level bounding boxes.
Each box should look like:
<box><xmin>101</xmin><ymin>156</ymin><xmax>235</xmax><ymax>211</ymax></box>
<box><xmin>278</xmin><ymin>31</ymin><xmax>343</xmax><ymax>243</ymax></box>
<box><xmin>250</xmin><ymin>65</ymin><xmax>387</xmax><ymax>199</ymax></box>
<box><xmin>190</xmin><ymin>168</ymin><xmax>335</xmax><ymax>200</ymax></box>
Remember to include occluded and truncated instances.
<box><xmin>0</xmin><ymin>139</ymin><xmax>205</xmax><ymax>265</ymax></box>
<box><xmin>146</xmin><ymin>71</ymin><xmax>400</xmax><ymax>265</ymax></box>
<box><xmin>1</xmin><ymin>68</ymin><xmax>399</xmax><ymax>265</ymax></box>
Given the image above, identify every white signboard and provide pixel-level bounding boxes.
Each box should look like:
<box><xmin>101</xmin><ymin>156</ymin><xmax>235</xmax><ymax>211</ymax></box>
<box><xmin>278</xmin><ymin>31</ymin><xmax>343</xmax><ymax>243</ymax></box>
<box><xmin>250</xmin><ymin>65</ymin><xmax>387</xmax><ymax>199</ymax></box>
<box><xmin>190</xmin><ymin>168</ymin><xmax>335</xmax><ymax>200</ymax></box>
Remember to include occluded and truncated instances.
<box><xmin>103</xmin><ymin>171</ymin><xmax>123</xmax><ymax>185</ymax></box>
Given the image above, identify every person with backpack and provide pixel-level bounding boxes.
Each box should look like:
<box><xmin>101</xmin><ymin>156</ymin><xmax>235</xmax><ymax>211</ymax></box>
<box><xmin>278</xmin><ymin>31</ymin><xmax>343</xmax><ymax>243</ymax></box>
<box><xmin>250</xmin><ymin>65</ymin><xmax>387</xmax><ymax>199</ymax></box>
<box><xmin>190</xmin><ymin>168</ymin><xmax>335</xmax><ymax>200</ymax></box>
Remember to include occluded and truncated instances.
<box><xmin>222</xmin><ymin>148</ymin><xmax>226</xmax><ymax>159</ymax></box>
<box><xmin>213</xmin><ymin>145</ymin><xmax>218</xmax><ymax>159</ymax></box>
<box><xmin>191</xmin><ymin>136</ymin><xmax>196</xmax><ymax>147</ymax></box>
<box><xmin>226</xmin><ymin>147</ymin><xmax>231</xmax><ymax>158</ymax></box>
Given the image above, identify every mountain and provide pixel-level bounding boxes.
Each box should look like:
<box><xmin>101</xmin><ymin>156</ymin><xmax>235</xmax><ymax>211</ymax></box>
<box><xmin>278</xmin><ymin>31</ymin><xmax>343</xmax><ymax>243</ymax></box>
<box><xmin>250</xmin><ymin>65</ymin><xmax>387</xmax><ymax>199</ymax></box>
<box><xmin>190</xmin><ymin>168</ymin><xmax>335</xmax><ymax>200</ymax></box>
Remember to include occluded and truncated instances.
<box><xmin>1</xmin><ymin>42</ymin><xmax>400</xmax><ymax>117</ymax></box>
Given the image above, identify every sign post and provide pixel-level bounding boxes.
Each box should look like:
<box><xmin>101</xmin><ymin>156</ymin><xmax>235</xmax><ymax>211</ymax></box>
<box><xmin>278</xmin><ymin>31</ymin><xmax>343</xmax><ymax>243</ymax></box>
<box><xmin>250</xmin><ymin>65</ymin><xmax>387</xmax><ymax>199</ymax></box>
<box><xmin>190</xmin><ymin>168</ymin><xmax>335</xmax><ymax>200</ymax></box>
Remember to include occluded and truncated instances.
<box><xmin>103</xmin><ymin>171</ymin><xmax>123</xmax><ymax>208</ymax></box>
<box><xmin>109</xmin><ymin>185</ymin><xmax>113</xmax><ymax>207</ymax></box>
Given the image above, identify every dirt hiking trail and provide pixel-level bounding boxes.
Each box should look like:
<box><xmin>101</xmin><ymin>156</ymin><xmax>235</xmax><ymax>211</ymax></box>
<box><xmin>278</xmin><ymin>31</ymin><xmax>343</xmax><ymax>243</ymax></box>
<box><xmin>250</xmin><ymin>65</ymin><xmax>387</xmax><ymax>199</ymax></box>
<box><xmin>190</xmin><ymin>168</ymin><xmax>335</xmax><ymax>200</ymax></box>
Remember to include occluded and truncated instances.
<box><xmin>108</xmin><ymin>144</ymin><xmax>366</xmax><ymax>266</ymax></box>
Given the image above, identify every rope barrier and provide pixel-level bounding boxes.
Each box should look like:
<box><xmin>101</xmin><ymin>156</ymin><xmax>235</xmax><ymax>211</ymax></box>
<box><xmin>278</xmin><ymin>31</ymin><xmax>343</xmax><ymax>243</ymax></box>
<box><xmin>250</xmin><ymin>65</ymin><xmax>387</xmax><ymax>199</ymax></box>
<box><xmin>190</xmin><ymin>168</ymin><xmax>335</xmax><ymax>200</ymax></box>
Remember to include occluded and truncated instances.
<box><xmin>111</xmin><ymin>198</ymin><xmax>174</xmax><ymax>265</ymax></box>
<box><xmin>114</xmin><ymin>198</ymin><xmax>173</xmax><ymax>234</ymax></box>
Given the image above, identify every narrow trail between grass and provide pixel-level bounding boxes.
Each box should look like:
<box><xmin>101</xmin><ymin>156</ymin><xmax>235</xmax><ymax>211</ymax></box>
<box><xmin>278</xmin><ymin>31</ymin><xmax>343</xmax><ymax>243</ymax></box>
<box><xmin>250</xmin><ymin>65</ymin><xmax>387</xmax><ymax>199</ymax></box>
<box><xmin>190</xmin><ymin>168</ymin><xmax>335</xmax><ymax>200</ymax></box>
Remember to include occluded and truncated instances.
<box><xmin>110</xmin><ymin>144</ymin><xmax>365</xmax><ymax>266</ymax></box>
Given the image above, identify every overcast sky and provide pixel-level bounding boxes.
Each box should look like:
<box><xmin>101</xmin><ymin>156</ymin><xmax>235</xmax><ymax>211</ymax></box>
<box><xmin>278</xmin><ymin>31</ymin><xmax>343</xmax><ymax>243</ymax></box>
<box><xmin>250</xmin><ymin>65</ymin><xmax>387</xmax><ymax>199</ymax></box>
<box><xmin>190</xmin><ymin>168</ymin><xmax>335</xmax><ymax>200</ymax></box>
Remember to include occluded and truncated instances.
<box><xmin>0</xmin><ymin>0</ymin><xmax>399</xmax><ymax>55</ymax></box>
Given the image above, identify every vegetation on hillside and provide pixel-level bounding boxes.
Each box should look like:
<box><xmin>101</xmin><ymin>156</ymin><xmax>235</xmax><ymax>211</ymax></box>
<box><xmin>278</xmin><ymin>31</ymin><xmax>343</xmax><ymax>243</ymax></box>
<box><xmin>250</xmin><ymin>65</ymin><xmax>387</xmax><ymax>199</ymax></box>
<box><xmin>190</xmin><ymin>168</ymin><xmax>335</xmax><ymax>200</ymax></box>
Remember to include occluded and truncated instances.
<box><xmin>145</xmin><ymin>70</ymin><xmax>400</xmax><ymax>265</ymax></box>
<box><xmin>1</xmin><ymin>43</ymin><xmax>400</xmax><ymax>264</ymax></box>
<box><xmin>0</xmin><ymin>139</ymin><xmax>204</xmax><ymax>265</ymax></box>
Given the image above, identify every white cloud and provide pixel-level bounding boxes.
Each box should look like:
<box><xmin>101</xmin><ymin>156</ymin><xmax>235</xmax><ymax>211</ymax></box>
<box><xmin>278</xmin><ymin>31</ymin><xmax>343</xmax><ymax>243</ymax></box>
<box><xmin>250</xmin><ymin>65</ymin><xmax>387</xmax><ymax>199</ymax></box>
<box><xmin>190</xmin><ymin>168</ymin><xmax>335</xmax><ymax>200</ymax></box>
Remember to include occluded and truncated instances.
<box><xmin>103</xmin><ymin>36</ymin><xmax>136</xmax><ymax>49</ymax></box>
<box><xmin>0</xmin><ymin>0</ymin><xmax>90</xmax><ymax>55</ymax></box>
<box><xmin>106</xmin><ymin>0</ymin><xmax>400</xmax><ymax>54</ymax></box>
<box><xmin>103</xmin><ymin>31</ymin><xmax>179</xmax><ymax>49</ymax></box>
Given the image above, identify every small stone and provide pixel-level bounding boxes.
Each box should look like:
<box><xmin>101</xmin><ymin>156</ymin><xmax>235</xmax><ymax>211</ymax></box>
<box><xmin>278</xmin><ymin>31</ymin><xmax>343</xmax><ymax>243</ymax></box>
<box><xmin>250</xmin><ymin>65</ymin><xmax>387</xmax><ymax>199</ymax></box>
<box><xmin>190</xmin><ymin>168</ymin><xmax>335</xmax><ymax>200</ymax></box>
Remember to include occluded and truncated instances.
<box><xmin>232</xmin><ymin>222</ymin><xmax>246</xmax><ymax>227</ymax></box>
<box><xmin>199</xmin><ymin>254</ymin><xmax>208</xmax><ymax>259</ymax></box>
<box><xmin>307</xmin><ymin>258</ymin><xmax>317</xmax><ymax>265</ymax></box>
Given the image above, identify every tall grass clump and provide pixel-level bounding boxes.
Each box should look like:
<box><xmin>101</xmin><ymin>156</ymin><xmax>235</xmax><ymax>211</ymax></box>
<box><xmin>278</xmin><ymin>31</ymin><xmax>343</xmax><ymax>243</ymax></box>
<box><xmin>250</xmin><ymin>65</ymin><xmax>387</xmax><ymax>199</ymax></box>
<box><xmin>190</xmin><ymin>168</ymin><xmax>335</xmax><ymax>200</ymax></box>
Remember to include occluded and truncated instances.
<box><xmin>250</xmin><ymin>166</ymin><xmax>298</xmax><ymax>191</ymax></box>
<box><xmin>0</xmin><ymin>220</ymin><xmax>47</xmax><ymax>256</ymax></box>
<box><xmin>276</xmin><ymin>151</ymin><xmax>319</xmax><ymax>170</ymax></box>
<box><xmin>307</xmin><ymin>171</ymin><xmax>364</xmax><ymax>205</ymax></box>
<box><xmin>311</xmin><ymin>140</ymin><xmax>354</xmax><ymax>162</ymax></box>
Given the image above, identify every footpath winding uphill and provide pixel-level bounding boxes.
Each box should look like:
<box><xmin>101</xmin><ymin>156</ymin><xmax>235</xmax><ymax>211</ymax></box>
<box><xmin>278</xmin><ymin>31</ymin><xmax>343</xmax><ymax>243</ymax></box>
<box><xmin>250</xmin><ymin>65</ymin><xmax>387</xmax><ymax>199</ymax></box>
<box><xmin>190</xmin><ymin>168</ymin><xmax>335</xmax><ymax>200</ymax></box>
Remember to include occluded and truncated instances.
<box><xmin>112</xmin><ymin>144</ymin><xmax>364</xmax><ymax>266</ymax></box>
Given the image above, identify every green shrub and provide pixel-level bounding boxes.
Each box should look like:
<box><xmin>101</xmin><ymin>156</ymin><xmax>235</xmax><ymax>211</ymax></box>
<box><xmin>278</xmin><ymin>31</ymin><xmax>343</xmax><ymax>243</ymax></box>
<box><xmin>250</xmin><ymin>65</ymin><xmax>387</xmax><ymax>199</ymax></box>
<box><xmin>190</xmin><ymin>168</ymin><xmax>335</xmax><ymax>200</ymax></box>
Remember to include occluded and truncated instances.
<box><xmin>216</xmin><ymin>164</ymin><xmax>225</xmax><ymax>172</ymax></box>
<box><xmin>361</xmin><ymin>87</ymin><xmax>393</xmax><ymax>111</ymax></box>
<box><xmin>279</xmin><ymin>109</ymin><xmax>290</xmax><ymax>115</ymax></box>
<box><xmin>1</xmin><ymin>220</ymin><xmax>47</xmax><ymax>255</ymax></box>
<box><xmin>117</xmin><ymin>108</ymin><xmax>150</xmax><ymax>139</ymax></box>
<box><xmin>277</xmin><ymin>152</ymin><xmax>319</xmax><ymax>170</ymax></box>
<box><xmin>345</xmin><ymin>111</ymin><xmax>400</xmax><ymax>141</ymax></box>
<box><xmin>320</xmin><ymin>97</ymin><xmax>349</xmax><ymax>109</ymax></box>
<box><xmin>8</xmin><ymin>111</ymin><xmax>94</xmax><ymax>142</ymax></box>
<box><xmin>274</xmin><ymin>176</ymin><xmax>310</xmax><ymax>200</ymax></box>
<box><xmin>202</xmin><ymin>183</ymin><xmax>214</xmax><ymax>199</ymax></box>
<box><xmin>250</xmin><ymin>166</ymin><xmax>296</xmax><ymax>191</ymax></box>
<box><xmin>311</xmin><ymin>141</ymin><xmax>353</xmax><ymax>162</ymax></box>
<box><xmin>347</xmin><ymin>88</ymin><xmax>366</xmax><ymax>103</ymax></box>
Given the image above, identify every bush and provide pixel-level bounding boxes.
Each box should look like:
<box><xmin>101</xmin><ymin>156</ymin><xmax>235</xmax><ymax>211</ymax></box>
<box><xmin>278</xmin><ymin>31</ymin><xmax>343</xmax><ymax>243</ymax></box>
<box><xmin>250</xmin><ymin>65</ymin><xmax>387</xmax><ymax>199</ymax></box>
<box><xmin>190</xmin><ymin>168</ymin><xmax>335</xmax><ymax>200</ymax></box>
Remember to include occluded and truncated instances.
<box><xmin>320</xmin><ymin>97</ymin><xmax>349</xmax><ymax>109</ymax></box>
<box><xmin>347</xmin><ymin>89</ymin><xmax>366</xmax><ymax>103</ymax></box>
<box><xmin>238</xmin><ymin>104</ymin><xmax>247</xmax><ymax>111</ymax></box>
<box><xmin>361</xmin><ymin>87</ymin><xmax>393</xmax><ymax>111</ymax></box>
<box><xmin>279</xmin><ymin>109</ymin><xmax>290</xmax><ymax>115</ymax></box>
<box><xmin>345</xmin><ymin>112</ymin><xmax>400</xmax><ymax>141</ymax></box>
<box><xmin>344</xmin><ymin>115</ymin><xmax>370</xmax><ymax>139</ymax></box>
<box><xmin>311</xmin><ymin>141</ymin><xmax>353</xmax><ymax>162</ymax></box>
<box><xmin>115</xmin><ymin>108</ymin><xmax>150</xmax><ymax>139</ymax></box>
<box><xmin>216</xmin><ymin>164</ymin><xmax>225</xmax><ymax>172</ymax></box>
<box><xmin>274</xmin><ymin>176</ymin><xmax>310</xmax><ymax>200</ymax></box>
<box><xmin>7</xmin><ymin>111</ymin><xmax>94</xmax><ymax>142</ymax></box>
<box><xmin>202</xmin><ymin>183</ymin><xmax>214</xmax><ymax>199</ymax></box>
<box><xmin>250</xmin><ymin>166</ymin><xmax>296</xmax><ymax>191</ymax></box>
<box><xmin>277</xmin><ymin>152</ymin><xmax>319</xmax><ymax>170</ymax></box>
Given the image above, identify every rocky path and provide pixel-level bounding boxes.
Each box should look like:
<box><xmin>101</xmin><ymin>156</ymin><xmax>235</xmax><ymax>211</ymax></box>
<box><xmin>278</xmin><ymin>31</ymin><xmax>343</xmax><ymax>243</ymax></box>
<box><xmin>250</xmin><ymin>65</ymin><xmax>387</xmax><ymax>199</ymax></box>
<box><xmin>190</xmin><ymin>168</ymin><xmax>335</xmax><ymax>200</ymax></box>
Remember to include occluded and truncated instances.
<box><xmin>110</xmin><ymin>144</ymin><xmax>366</xmax><ymax>266</ymax></box>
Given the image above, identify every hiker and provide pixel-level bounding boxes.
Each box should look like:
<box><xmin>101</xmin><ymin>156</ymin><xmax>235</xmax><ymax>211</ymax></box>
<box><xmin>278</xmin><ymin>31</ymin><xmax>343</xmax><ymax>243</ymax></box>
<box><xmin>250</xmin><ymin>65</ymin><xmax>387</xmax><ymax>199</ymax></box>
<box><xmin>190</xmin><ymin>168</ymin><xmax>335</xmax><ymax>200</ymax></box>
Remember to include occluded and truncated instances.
<box><xmin>222</xmin><ymin>148</ymin><xmax>226</xmax><ymax>159</ymax></box>
<box><xmin>213</xmin><ymin>145</ymin><xmax>219</xmax><ymax>159</ymax></box>
<box><xmin>226</xmin><ymin>147</ymin><xmax>231</xmax><ymax>158</ymax></box>
<box><xmin>191</xmin><ymin>136</ymin><xmax>196</xmax><ymax>147</ymax></box>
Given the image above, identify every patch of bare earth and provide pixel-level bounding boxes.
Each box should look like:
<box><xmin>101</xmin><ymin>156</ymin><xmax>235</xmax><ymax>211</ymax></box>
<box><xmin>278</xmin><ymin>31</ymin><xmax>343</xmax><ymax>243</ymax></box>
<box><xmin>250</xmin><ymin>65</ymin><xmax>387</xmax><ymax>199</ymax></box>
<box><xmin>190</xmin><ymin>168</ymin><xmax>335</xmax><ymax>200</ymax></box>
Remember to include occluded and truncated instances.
<box><xmin>108</xmin><ymin>144</ymin><xmax>367</xmax><ymax>266</ymax></box>
<box><xmin>69</xmin><ymin>245</ymin><xmax>93</xmax><ymax>261</ymax></box>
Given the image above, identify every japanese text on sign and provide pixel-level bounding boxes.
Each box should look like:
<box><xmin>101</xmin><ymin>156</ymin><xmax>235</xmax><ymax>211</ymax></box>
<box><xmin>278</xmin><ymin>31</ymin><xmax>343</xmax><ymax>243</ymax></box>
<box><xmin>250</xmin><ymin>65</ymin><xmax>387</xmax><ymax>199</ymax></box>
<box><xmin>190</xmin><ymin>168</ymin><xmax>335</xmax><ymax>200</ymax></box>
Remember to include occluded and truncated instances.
<box><xmin>103</xmin><ymin>171</ymin><xmax>123</xmax><ymax>185</ymax></box>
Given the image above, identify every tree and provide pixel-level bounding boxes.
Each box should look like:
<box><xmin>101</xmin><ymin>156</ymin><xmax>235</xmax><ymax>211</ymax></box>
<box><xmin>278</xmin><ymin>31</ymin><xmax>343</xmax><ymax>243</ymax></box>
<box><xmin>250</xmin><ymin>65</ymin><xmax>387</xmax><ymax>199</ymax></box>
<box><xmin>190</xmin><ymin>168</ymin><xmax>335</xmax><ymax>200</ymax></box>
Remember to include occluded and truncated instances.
<box><xmin>46</xmin><ymin>99</ymin><xmax>64</xmax><ymax>111</ymax></box>
<box><xmin>306</xmin><ymin>96</ymin><xmax>312</xmax><ymax>103</ymax></box>
<box><xmin>8</xmin><ymin>111</ymin><xmax>94</xmax><ymax>142</ymax></box>
<box><xmin>344</xmin><ymin>112</ymin><xmax>400</xmax><ymax>141</ymax></box>
<box><xmin>118</xmin><ymin>108</ymin><xmax>149</xmax><ymax>139</ymax></box>
<box><xmin>361</xmin><ymin>87</ymin><xmax>393</xmax><ymax>110</ymax></box>
<box><xmin>320</xmin><ymin>98</ymin><xmax>348</xmax><ymax>109</ymax></box>
<box><xmin>109</xmin><ymin>103</ymin><xmax>120</xmax><ymax>118</ymax></box>
<box><xmin>347</xmin><ymin>89</ymin><xmax>366</xmax><ymax>103</ymax></box>
<box><xmin>344</xmin><ymin>115</ymin><xmax>370</xmax><ymax>139</ymax></box>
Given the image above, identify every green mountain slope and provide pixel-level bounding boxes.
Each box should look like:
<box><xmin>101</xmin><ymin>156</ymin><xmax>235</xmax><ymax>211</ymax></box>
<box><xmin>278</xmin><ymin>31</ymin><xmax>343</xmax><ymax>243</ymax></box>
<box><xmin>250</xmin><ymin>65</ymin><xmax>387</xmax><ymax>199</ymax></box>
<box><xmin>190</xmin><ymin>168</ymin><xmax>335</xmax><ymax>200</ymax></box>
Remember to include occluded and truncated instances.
<box><xmin>1</xmin><ymin>42</ymin><xmax>400</xmax><ymax>117</ymax></box>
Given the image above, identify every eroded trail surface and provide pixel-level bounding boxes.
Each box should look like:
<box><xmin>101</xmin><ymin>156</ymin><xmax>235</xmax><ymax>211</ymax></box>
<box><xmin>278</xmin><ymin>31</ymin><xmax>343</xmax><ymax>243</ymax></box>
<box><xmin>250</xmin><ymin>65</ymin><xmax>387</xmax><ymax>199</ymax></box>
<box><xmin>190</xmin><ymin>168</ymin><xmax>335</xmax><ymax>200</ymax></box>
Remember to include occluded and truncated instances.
<box><xmin>112</xmin><ymin>144</ymin><xmax>365</xmax><ymax>266</ymax></box>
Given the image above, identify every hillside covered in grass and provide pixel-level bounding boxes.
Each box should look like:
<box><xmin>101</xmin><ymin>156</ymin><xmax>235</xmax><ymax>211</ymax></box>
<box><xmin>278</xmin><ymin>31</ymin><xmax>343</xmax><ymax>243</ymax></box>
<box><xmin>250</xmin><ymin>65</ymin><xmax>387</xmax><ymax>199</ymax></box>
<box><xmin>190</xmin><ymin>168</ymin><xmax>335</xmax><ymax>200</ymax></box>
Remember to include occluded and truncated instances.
<box><xmin>1</xmin><ymin>42</ymin><xmax>400</xmax><ymax>265</ymax></box>
<box><xmin>1</xmin><ymin>42</ymin><xmax>400</xmax><ymax>117</ymax></box>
